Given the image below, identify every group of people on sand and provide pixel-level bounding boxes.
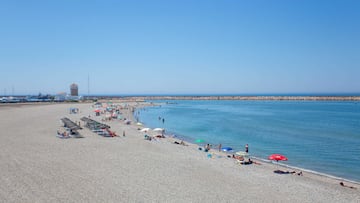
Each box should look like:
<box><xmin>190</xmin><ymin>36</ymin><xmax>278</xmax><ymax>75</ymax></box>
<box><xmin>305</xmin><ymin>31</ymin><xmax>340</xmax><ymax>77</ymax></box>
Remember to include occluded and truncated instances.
<box><xmin>232</xmin><ymin>155</ymin><xmax>261</xmax><ymax>165</ymax></box>
<box><xmin>57</xmin><ymin>130</ymin><xmax>69</xmax><ymax>138</ymax></box>
<box><xmin>144</xmin><ymin>133</ymin><xmax>167</xmax><ymax>141</ymax></box>
<box><xmin>144</xmin><ymin>134</ymin><xmax>152</xmax><ymax>141</ymax></box>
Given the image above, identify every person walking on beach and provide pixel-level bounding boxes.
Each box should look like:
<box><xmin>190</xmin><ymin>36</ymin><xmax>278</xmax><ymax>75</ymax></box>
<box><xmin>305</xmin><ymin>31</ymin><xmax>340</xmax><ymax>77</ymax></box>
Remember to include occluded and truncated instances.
<box><xmin>123</xmin><ymin>130</ymin><xmax>126</xmax><ymax>137</ymax></box>
<box><xmin>218</xmin><ymin>144</ymin><xmax>222</xmax><ymax>152</ymax></box>
<box><xmin>245</xmin><ymin>144</ymin><xmax>249</xmax><ymax>153</ymax></box>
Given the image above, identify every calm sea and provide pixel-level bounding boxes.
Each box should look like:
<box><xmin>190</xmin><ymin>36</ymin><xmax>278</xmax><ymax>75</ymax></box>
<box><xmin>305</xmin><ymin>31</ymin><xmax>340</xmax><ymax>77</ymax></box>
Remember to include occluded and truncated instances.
<box><xmin>136</xmin><ymin>100</ymin><xmax>360</xmax><ymax>182</ymax></box>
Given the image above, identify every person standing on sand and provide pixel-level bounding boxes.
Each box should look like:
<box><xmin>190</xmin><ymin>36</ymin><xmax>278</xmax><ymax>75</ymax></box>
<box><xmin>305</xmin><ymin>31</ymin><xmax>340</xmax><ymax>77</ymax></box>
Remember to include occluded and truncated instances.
<box><xmin>218</xmin><ymin>144</ymin><xmax>222</xmax><ymax>152</ymax></box>
<box><xmin>123</xmin><ymin>130</ymin><xmax>126</xmax><ymax>137</ymax></box>
<box><xmin>245</xmin><ymin>144</ymin><xmax>249</xmax><ymax>153</ymax></box>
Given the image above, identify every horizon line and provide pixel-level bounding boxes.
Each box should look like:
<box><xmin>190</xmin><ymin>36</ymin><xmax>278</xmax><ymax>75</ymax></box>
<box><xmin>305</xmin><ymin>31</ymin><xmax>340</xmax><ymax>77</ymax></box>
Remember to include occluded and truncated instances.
<box><xmin>2</xmin><ymin>92</ymin><xmax>360</xmax><ymax>97</ymax></box>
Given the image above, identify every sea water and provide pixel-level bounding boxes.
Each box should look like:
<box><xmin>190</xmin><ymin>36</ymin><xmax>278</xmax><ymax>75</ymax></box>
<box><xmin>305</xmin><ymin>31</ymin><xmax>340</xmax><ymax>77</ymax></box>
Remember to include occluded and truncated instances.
<box><xmin>136</xmin><ymin>100</ymin><xmax>360</xmax><ymax>182</ymax></box>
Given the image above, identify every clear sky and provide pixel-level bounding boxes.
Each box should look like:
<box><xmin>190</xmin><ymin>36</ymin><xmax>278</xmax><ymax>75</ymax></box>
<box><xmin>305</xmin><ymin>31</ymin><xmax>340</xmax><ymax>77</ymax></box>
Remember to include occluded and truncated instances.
<box><xmin>0</xmin><ymin>0</ymin><xmax>359</xmax><ymax>95</ymax></box>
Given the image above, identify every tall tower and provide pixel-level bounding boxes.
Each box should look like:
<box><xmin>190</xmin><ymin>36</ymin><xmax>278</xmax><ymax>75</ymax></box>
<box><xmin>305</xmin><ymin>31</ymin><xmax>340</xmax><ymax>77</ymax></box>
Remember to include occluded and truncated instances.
<box><xmin>70</xmin><ymin>83</ymin><xmax>78</xmax><ymax>96</ymax></box>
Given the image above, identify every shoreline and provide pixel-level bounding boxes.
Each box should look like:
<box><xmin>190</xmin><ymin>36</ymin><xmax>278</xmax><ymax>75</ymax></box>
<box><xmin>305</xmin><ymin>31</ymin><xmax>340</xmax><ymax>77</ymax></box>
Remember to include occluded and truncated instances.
<box><xmin>140</xmin><ymin>124</ymin><xmax>360</xmax><ymax>185</ymax></box>
<box><xmin>0</xmin><ymin>102</ymin><xmax>359</xmax><ymax>202</ymax></box>
<box><xmin>254</xmin><ymin>157</ymin><xmax>360</xmax><ymax>185</ymax></box>
<box><xmin>134</xmin><ymin>102</ymin><xmax>360</xmax><ymax>184</ymax></box>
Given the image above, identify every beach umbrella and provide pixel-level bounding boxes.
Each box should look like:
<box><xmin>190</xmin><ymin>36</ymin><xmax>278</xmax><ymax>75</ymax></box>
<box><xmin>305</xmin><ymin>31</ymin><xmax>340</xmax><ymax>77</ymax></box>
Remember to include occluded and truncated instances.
<box><xmin>221</xmin><ymin>147</ymin><xmax>233</xmax><ymax>152</ymax></box>
<box><xmin>136</xmin><ymin>122</ymin><xmax>143</xmax><ymax>126</ymax></box>
<box><xmin>269</xmin><ymin>154</ymin><xmax>288</xmax><ymax>172</ymax></box>
<box><xmin>94</xmin><ymin>109</ymin><xmax>101</xmax><ymax>113</ymax></box>
<box><xmin>153</xmin><ymin>128</ymin><xmax>164</xmax><ymax>132</ymax></box>
<box><xmin>140</xmin><ymin>128</ymin><xmax>150</xmax><ymax>132</ymax></box>
<box><xmin>195</xmin><ymin>139</ymin><xmax>205</xmax><ymax>143</ymax></box>
<box><xmin>268</xmin><ymin>154</ymin><xmax>288</xmax><ymax>162</ymax></box>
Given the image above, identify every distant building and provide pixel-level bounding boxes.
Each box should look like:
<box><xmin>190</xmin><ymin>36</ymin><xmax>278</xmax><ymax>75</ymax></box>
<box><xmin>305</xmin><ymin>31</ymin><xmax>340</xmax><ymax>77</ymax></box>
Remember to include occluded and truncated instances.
<box><xmin>70</xmin><ymin>83</ymin><xmax>78</xmax><ymax>96</ymax></box>
<box><xmin>66</xmin><ymin>95</ymin><xmax>83</xmax><ymax>101</ymax></box>
<box><xmin>54</xmin><ymin>92</ymin><xmax>66</xmax><ymax>102</ymax></box>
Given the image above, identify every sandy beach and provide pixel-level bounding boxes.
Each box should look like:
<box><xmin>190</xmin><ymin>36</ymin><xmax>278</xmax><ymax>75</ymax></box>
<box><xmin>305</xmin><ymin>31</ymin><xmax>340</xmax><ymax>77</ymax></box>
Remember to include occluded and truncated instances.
<box><xmin>0</xmin><ymin>102</ymin><xmax>359</xmax><ymax>203</ymax></box>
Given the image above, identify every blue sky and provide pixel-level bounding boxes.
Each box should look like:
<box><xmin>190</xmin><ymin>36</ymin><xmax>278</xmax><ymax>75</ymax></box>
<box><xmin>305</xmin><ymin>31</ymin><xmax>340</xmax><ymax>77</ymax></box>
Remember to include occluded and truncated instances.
<box><xmin>0</xmin><ymin>0</ymin><xmax>359</xmax><ymax>95</ymax></box>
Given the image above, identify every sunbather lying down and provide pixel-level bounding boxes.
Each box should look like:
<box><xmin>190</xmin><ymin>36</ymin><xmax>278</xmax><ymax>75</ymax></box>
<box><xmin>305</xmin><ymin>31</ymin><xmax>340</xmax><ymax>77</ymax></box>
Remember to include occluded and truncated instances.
<box><xmin>173</xmin><ymin>140</ymin><xmax>188</xmax><ymax>146</ymax></box>
<box><xmin>56</xmin><ymin>130</ymin><xmax>70</xmax><ymax>138</ymax></box>
<box><xmin>340</xmin><ymin>182</ymin><xmax>356</xmax><ymax>189</ymax></box>
<box><xmin>274</xmin><ymin>170</ymin><xmax>303</xmax><ymax>175</ymax></box>
<box><xmin>233</xmin><ymin>155</ymin><xmax>244</xmax><ymax>161</ymax></box>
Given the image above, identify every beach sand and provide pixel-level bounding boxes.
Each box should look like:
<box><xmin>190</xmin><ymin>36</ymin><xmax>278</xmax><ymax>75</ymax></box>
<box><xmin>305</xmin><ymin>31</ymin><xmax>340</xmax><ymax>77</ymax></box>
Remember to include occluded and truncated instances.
<box><xmin>0</xmin><ymin>102</ymin><xmax>359</xmax><ymax>203</ymax></box>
